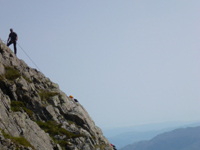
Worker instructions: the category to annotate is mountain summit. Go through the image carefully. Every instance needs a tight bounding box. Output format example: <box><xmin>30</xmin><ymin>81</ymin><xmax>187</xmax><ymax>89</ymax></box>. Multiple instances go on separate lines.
<box><xmin>0</xmin><ymin>39</ymin><xmax>112</xmax><ymax>150</ymax></box>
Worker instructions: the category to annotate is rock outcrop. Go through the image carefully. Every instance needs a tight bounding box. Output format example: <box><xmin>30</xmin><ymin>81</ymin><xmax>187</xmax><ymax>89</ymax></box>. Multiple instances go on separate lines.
<box><xmin>0</xmin><ymin>39</ymin><xmax>112</xmax><ymax>150</ymax></box>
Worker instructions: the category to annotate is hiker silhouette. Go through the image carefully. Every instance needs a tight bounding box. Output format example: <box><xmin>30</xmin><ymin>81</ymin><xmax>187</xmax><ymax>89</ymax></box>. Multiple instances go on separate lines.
<box><xmin>7</xmin><ymin>28</ymin><xmax>18</xmax><ymax>55</ymax></box>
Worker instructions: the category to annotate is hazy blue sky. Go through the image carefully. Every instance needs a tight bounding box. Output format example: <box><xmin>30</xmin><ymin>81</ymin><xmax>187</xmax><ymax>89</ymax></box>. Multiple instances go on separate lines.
<box><xmin>1</xmin><ymin>1</ymin><xmax>200</xmax><ymax>130</ymax></box>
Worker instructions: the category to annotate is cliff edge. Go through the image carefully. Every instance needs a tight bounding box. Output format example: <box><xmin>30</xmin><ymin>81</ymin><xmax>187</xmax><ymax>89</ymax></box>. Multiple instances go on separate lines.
<box><xmin>0</xmin><ymin>39</ymin><xmax>112</xmax><ymax>150</ymax></box>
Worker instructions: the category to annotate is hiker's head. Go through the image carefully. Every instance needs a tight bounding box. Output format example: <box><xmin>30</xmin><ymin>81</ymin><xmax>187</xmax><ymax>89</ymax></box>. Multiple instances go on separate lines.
<box><xmin>10</xmin><ymin>28</ymin><xmax>13</xmax><ymax>33</ymax></box>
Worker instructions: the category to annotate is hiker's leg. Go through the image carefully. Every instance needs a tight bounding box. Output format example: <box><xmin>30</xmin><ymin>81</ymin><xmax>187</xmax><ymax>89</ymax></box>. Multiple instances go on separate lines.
<box><xmin>13</xmin><ymin>41</ymin><xmax>17</xmax><ymax>54</ymax></box>
<box><xmin>7</xmin><ymin>41</ymin><xmax>12</xmax><ymax>47</ymax></box>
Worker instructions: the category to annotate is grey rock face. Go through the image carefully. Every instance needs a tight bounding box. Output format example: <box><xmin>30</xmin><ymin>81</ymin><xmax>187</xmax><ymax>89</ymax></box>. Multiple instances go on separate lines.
<box><xmin>0</xmin><ymin>39</ymin><xmax>112</xmax><ymax>150</ymax></box>
<box><xmin>0</xmin><ymin>63</ymin><xmax>5</xmax><ymax>75</ymax></box>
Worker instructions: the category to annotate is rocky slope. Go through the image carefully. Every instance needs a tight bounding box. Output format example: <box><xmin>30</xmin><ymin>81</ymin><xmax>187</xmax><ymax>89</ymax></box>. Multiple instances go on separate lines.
<box><xmin>0</xmin><ymin>39</ymin><xmax>112</xmax><ymax>150</ymax></box>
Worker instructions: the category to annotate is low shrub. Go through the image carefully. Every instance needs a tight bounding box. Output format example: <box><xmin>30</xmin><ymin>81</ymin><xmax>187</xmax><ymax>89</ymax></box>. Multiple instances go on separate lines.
<box><xmin>11</xmin><ymin>101</ymin><xmax>34</xmax><ymax>119</ymax></box>
<box><xmin>36</xmin><ymin>120</ymin><xmax>84</xmax><ymax>149</ymax></box>
<box><xmin>0</xmin><ymin>129</ymin><xmax>35</xmax><ymax>149</ymax></box>
<box><xmin>39</xmin><ymin>90</ymin><xmax>59</xmax><ymax>101</ymax></box>
<box><xmin>11</xmin><ymin>101</ymin><xmax>25</xmax><ymax>112</ymax></box>
<box><xmin>36</xmin><ymin>120</ymin><xmax>83</xmax><ymax>139</ymax></box>
<box><xmin>4</xmin><ymin>66</ymin><xmax>20</xmax><ymax>80</ymax></box>
<box><xmin>22</xmin><ymin>75</ymin><xmax>32</xmax><ymax>83</ymax></box>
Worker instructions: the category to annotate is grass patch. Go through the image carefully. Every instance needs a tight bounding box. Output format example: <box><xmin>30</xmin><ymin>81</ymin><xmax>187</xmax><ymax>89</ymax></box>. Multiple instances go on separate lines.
<box><xmin>2</xmin><ymin>66</ymin><xmax>31</xmax><ymax>84</ymax></box>
<box><xmin>22</xmin><ymin>75</ymin><xmax>32</xmax><ymax>83</ymax></box>
<box><xmin>39</xmin><ymin>90</ymin><xmax>59</xmax><ymax>101</ymax></box>
<box><xmin>67</xmin><ymin>120</ymin><xmax>82</xmax><ymax>129</ymax></box>
<box><xmin>94</xmin><ymin>144</ymin><xmax>107</xmax><ymax>149</ymax></box>
<box><xmin>0</xmin><ymin>129</ymin><xmax>35</xmax><ymax>149</ymax></box>
<box><xmin>11</xmin><ymin>101</ymin><xmax>25</xmax><ymax>111</ymax></box>
<box><xmin>11</xmin><ymin>101</ymin><xmax>34</xmax><ymax>119</ymax></box>
<box><xmin>36</xmin><ymin>120</ymin><xmax>84</xmax><ymax>149</ymax></box>
<box><xmin>4</xmin><ymin>66</ymin><xmax>21</xmax><ymax>80</ymax></box>
<box><xmin>0</xmin><ymin>75</ymin><xmax>6</xmax><ymax>80</ymax></box>
<box><xmin>36</xmin><ymin>120</ymin><xmax>83</xmax><ymax>138</ymax></box>
<box><xmin>56</xmin><ymin>140</ymin><xmax>72</xmax><ymax>150</ymax></box>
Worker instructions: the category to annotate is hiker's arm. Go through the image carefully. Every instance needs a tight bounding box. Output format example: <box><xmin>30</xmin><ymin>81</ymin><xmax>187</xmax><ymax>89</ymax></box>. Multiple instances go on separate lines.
<box><xmin>16</xmin><ymin>36</ymin><xmax>18</xmax><ymax>41</ymax></box>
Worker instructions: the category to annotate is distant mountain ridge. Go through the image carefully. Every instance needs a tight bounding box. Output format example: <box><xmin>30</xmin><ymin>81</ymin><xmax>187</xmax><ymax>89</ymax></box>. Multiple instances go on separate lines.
<box><xmin>108</xmin><ymin>128</ymin><xmax>176</xmax><ymax>149</ymax></box>
<box><xmin>104</xmin><ymin>121</ymin><xmax>200</xmax><ymax>137</ymax></box>
<box><xmin>105</xmin><ymin>121</ymin><xmax>200</xmax><ymax>149</ymax></box>
<box><xmin>120</xmin><ymin>126</ymin><xmax>200</xmax><ymax>150</ymax></box>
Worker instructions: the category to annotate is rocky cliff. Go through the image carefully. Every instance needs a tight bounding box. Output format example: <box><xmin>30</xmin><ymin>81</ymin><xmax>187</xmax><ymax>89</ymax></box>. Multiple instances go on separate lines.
<box><xmin>0</xmin><ymin>39</ymin><xmax>112</xmax><ymax>150</ymax></box>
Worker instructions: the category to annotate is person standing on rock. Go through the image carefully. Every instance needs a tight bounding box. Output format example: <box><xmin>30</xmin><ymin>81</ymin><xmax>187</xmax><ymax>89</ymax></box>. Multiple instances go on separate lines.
<box><xmin>7</xmin><ymin>28</ymin><xmax>18</xmax><ymax>55</ymax></box>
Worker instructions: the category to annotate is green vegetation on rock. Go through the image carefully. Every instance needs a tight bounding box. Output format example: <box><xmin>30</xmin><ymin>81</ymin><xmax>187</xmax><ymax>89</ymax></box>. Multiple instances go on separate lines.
<box><xmin>0</xmin><ymin>129</ymin><xmax>35</xmax><ymax>149</ymax></box>
<box><xmin>36</xmin><ymin>120</ymin><xmax>84</xmax><ymax>149</ymax></box>
<box><xmin>0</xmin><ymin>75</ymin><xmax>6</xmax><ymax>80</ymax></box>
<box><xmin>22</xmin><ymin>75</ymin><xmax>32</xmax><ymax>83</ymax></box>
<box><xmin>94</xmin><ymin>144</ymin><xmax>107</xmax><ymax>149</ymax></box>
<box><xmin>11</xmin><ymin>100</ymin><xmax>34</xmax><ymax>119</ymax></box>
<box><xmin>4</xmin><ymin>66</ymin><xmax>20</xmax><ymax>80</ymax></box>
<box><xmin>39</xmin><ymin>90</ymin><xmax>59</xmax><ymax>101</ymax></box>
<box><xmin>2</xmin><ymin>66</ymin><xmax>32</xmax><ymax>83</ymax></box>
<box><xmin>36</xmin><ymin>120</ymin><xmax>83</xmax><ymax>139</ymax></box>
